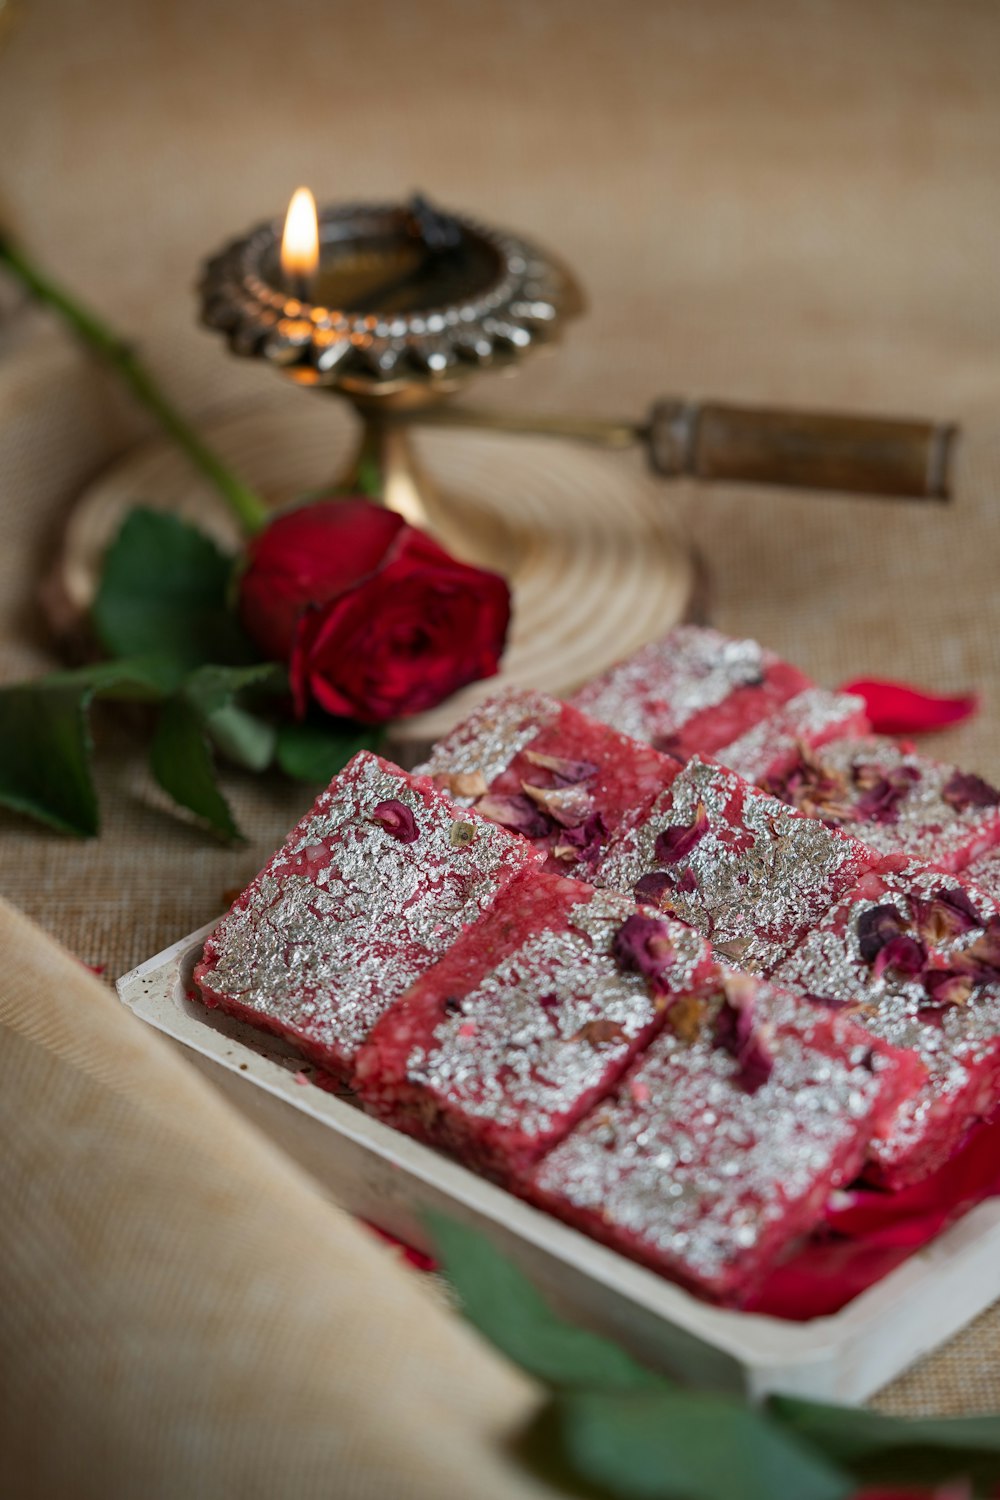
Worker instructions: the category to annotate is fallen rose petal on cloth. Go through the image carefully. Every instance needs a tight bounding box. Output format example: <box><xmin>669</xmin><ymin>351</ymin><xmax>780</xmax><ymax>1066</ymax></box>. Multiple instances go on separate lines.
<box><xmin>839</xmin><ymin>679</ymin><xmax>979</xmax><ymax>736</ymax></box>
<box><xmin>746</xmin><ymin>1104</ymin><xmax>1000</xmax><ymax>1320</ymax></box>
<box><xmin>366</xmin><ymin>1223</ymin><xmax>439</xmax><ymax>1273</ymax></box>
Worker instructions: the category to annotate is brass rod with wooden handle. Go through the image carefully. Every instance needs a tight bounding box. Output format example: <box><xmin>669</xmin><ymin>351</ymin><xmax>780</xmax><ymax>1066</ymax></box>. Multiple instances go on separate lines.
<box><xmin>405</xmin><ymin>400</ymin><xmax>957</xmax><ymax>501</ymax></box>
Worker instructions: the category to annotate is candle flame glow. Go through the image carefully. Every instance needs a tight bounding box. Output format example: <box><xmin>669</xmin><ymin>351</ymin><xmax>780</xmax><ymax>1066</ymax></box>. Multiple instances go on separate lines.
<box><xmin>281</xmin><ymin>186</ymin><xmax>319</xmax><ymax>286</ymax></box>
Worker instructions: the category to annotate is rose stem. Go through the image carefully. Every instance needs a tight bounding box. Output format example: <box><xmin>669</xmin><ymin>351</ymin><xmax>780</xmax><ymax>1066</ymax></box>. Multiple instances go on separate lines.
<box><xmin>0</xmin><ymin>234</ymin><xmax>270</xmax><ymax>535</ymax></box>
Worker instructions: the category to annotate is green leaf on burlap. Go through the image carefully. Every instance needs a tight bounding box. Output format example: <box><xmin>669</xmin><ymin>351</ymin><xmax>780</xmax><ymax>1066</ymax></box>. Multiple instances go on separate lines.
<box><xmin>425</xmin><ymin>1212</ymin><xmax>661</xmax><ymax>1394</ymax></box>
<box><xmin>149</xmin><ymin>696</ymin><xmax>240</xmax><ymax>840</ymax></box>
<box><xmin>553</xmin><ymin>1389</ymin><xmax>852</xmax><ymax>1500</ymax></box>
<box><xmin>769</xmin><ymin>1396</ymin><xmax>1000</xmax><ymax>1492</ymax></box>
<box><xmin>148</xmin><ymin>662</ymin><xmax>287</xmax><ymax>835</ymax></box>
<box><xmin>182</xmin><ymin>662</ymin><xmax>286</xmax><ymax>772</ymax></box>
<box><xmin>276</xmin><ymin>717</ymin><xmax>382</xmax><ymax>784</ymax></box>
<box><xmin>92</xmin><ymin>507</ymin><xmax>251</xmax><ymax>671</ymax></box>
<box><xmin>0</xmin><ymin>657</ymin><xmax>176</xmax><ymax>836</ymax></box>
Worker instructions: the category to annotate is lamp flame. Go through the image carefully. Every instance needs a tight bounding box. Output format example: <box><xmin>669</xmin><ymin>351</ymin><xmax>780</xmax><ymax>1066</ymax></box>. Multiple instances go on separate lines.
<box><xmin>281</xmin><ymin>186</ymin><xmax>319</xmax><ymax>292</ymax></box>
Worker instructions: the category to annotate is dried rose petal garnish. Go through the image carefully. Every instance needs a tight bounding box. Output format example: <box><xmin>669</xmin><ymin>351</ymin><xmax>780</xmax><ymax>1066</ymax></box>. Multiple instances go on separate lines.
<box><xmin>713</xmin><ymin>973</ymin><xmax>775</xmax><ymax>1094</ymax></box>
<box><xmin>856</xmin><ymin>904</ymin><xmax>908</xmax><ymax>963</ymax></box>
<box><xmin>574</xmin><ymin>1018</ymin><xmax>629</xmax><ymax>1047</ymax></box>
<box><xmin>522</xmin><ymin>781</ymin><xmax>596</xmax><ymax>829</ymax></box>
<box><xmin>911</xmin><ymin>887</ymin><xmax>983</xmax><ymax>944</ymax></box>
<box><xmin>633</xmin><ymin>870</ymin><xmax>676</xmax><ymax>907</ymax></box>
<box><xmin>852</xmin><ymin>764</ymin><xmax>921</xmax><ymax>825</ymax></box>
<box><xmin>653</xmin><ymin>800</ymin><xmax>709</xmax><ymax>863</ymax></box>
<box><xmin>872</xmin><ymin>934</ymin><xmax>927</xmax><ymax>981</ymax></box>
<box><xmin>763</xmin><ymin>744</ymin><xmax>855</xmax><ymax>823</ymax></box>
<box><xmin>521</xmin><ymin>749</ymin><xmax>598</xmax><ymax>785</ymax></box>
<box><xmin>804</xmin><ymin>991</ymin><xmax>868</xmax><ymax>1015</ymax></box>
<box><xmin>854</xmin><ymin>886</ymin><xmax>997</xmax><ymax>1007</ymax></box>
<box><xmin>433</xmin><ymin>769</ymin><xmax>489</xmax><ymax>799</ymax></box>
<box><xmin>668</xmin><ymin>994</ymin><xmax>708</xmax><ymax>1043</ymax></box>
<box><xmin>941</xmin><ymin>770</ymin><xmax>1000</xmax><ymax>813</ymax></box>
<box><xmin>611</xmin><ymin>913</ymin><xmax>677</xmax><ymax>992</ymax></box>
<box><xmin>370</xmin><ymin>799</ymin><xmax>419</xmax><ymax>843</ymax></box>
<box><xmin>475</xmin><ymin>792</ymin><xmax>551</xmax><ymax>839</ymax></box>
<box><xmin>953</xmin><ymin>917</ymin><xmax>1000</xmax><ymax>984</ymax></box>
<box><xmin>552</xmin><ymin>810</ymin><xmax>608</xmax><ymax>867</ymax></box>
<box><xmin>922</xmin><ymin>969</ymin><xmax>975</xmax><ymax>1007</ymax></box>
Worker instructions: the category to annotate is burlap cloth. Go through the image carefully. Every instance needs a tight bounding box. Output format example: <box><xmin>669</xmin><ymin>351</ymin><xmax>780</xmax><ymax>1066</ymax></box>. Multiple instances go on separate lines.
<box><xmin>1</xmin><ymin>1</ymin><xmax>999</xmax><ymax>1489</ymax></box>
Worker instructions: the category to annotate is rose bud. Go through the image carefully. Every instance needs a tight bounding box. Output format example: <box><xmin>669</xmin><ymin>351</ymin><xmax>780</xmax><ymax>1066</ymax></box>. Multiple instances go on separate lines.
<box><xmin>238</xmin><ymin>499</ymin><xmax>511</xmax><ymax>724</ymax></box>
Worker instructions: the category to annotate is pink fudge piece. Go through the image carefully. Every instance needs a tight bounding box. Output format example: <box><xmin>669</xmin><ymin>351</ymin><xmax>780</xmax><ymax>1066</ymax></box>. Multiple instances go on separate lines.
<box><xmin>193</xmin><ymin>751</ymin><xmax>544</xmax><ymax>1081</ymax></box>
<box><xmin>355</xmin><ymin>873</ymin><xmax>715</xmax><ymax>1178</ymax></box>
<box><xmin>596</xmin><ymin>755</ymin><xmax>880</xmax><ymax>975</ymax></box>
<box><xmin>771</xmin><ymin>859</ymin><xmax>1000</xmax><ymax>1189</ymax></box>
<box><xmin>570</xmin><ymin>624</ymin><xmax>811</xmax><ymax>759</ymax></box>
<box><xmin>523</xmin><ymin>971</ymin><xmax>920</xmax><ymax>1305</ymax></box>
<box><xmin>762</xmin><ymin>738</ymin><xmax>1000</xmax><ymax>873</ymax></box>
<box><xmin>418</xmin><ymin>688</ymin><xmax>679</xmax><ymax>879</ymax></box>
<box><xmin>714</xmin><ymin>688</ymin><xmax>870</xmax><ymax>784</ymax></box>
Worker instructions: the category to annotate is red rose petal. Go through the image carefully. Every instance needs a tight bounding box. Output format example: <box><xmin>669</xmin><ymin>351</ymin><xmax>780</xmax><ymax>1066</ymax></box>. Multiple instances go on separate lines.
<box><xmin>364</xmin><ymin>1222</ymin><xmax>438</xmax><ymax>1272</ymax></box>
<box><xmin>747</xmin><ymin>1102</ymin><xmax>1000</xmax><ymax>1320</ymax></box>
<box><xmin>839</xmin><ymin>678</ymin><xmax>978</xmax><ymax>736</ymax></box>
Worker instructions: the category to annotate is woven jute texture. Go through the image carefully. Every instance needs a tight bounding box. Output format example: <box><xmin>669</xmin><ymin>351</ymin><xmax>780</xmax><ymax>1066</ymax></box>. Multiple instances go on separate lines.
<box><xmin>1</xmin><ymin>0</ymin><xmax>999</xmax><ymax>1481</ymax></box>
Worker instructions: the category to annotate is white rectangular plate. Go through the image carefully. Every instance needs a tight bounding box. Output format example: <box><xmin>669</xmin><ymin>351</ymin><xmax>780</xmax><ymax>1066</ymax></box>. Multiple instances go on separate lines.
<box><xmin>118</xmin><ymin>925</ymin><xmax>1000</xmax><ymax>1404</ymax></box>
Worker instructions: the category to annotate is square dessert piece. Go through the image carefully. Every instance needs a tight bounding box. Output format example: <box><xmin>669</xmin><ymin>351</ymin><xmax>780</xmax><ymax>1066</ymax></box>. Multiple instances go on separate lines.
<box><xmin>194</xmin><ymin>751</ymin><xmax>544</xmax><ymax>1080</ymax></box>
<box><xmin>523</xmin><ymin>971</ymin><xmax>920</xmax><ymax>1305</ymax></box>
<box><xmin>771</xmin><ymin>860</ymin><xmax>1000</xmax><ymax>1189</ymax></box>
<box><xmin>569</xmin><ymin>624</ymin><xmax>812</xmax><ymax>759</ymax></box>
<box><xmin>762</xmin><ymin>738</ymin><xmax>1000</xmax><ymax>873</ymax></box>
<box><xmin>713</xmin><ymin>688</ymin><xmax>870</xmax><ymax>784</ymax></box>
<box><xmin>355</xmin><ymin>875</ymin><xmax>715</xmax><ymax>1177</ymax></box>
<box><xmin>596</xmin><ymin>755</ymin><xmax>879</xmax><ymax>975</ymax></box>
<box><xmin>418</xmin><ymin>688</ymin><xmax>680</xmax><ymax>879</ymax></box>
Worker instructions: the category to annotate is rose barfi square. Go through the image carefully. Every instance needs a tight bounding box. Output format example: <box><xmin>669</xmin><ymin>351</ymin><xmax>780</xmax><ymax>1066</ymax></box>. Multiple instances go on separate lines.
<box><xmin>418</xmin><ymin>688</ymin><xmax>680</xmax><ymax>879</ymax></box>
<box><xmin>713</xmin><ymin>688</ymin><xmax>870</xmax><ymax>784</ymax></box>
<box><xmin>596</xmin><ymin>755</ymin><xmax>880</xmax><ymax>974</ymax></box>
<box><xmin>522</xmin><ymin>971</ymin><xmax>920</xmax><ymax>1304</ymax></box>
<box><xmin>771</xmin><ymin>860</ymin><xmax>1000</xmax><ymax>1188</ymax></box>
<box><xmin>569</xmin><ymin>624</ymin><xmax>813</xmax><ymax>758</ymax></box>
<box><xmin>762</xmin><ymin>739</ymin><xmax>1000</xmax><ymax>873</ymax></box>
<box><xmin>193</xmin><ymin>751</ymin><xmax>544</xmax><ymax>1080</ymax></box>
<box><xmin>354</xmin><ymin>877</ymin><xmax>715</xmax><ymax>1177</ymax></box>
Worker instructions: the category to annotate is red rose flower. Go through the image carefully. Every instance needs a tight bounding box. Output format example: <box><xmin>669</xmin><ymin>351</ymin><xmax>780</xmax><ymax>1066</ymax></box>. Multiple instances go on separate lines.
<box><xmin>238</xmin><ymin>498</ymin><xmax>511</xmax><ymax>724</ymax></box>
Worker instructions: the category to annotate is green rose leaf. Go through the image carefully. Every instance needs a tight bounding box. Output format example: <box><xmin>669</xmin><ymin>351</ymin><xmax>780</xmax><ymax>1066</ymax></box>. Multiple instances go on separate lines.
<box><xmin>203</xmin><ymin>703</ymin><xmax>278</xmax><ymax>773</ymax></box>
<box><xmin>426</xmin><ymin>1212</ymin><xmax>662</xmax><ymax>1394</ymax></box>
<box><xmin>276</xmin><ymin>717</ymin><xmax>383</xmax><ymax>784</ymax></box>
<box><xmin>0</xmin><ymin>657</ymin><xmax>175</xmax><ymax>836</ymax></box>
<box><xmin>554</xmin><ymin>1389</ymin><xmax>852</xmax><ymax>1500</ymax></box>
<box><xmin>148</xmin><ymin>662</ymin><xmax>288</xmax><ymax>834</ymax></box>
<box><xmin>149</xmin><ymin>696</ymin><xmax>240</xmax><ymax>840</ymax></box>
<box><xmin>92</xmin><ymin>507</ymin><xmax>252</xmax><ymax>671</ymax></box>
<box><xmin>770</xmin><ymin>1396</ymin><xmax>1000</xmax><ymax>1491</ymax></box>
<box><xmin>0</xmin><ymin>682</ymin><xmax>100</xmax><ymax>837</ymax></box>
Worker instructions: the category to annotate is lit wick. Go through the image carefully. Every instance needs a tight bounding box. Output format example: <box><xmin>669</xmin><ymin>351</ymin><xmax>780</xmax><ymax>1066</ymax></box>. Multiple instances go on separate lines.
<box><xmin>280</xmin><ymin>186</ymin><xmax>319</xmax><ymax>303</ymax></box>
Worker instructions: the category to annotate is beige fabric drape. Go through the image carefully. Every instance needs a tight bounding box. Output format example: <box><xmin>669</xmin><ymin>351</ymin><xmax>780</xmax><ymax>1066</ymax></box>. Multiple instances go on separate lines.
<box><xmin>0</xmin><ymin>894</ymin><xmax>554</xmax><ymax>1500</ymax></box>
<box><xmin>0</xmin><ymin>3</ymin><xmax>999</xmax><ymax>1487</ymax></box>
